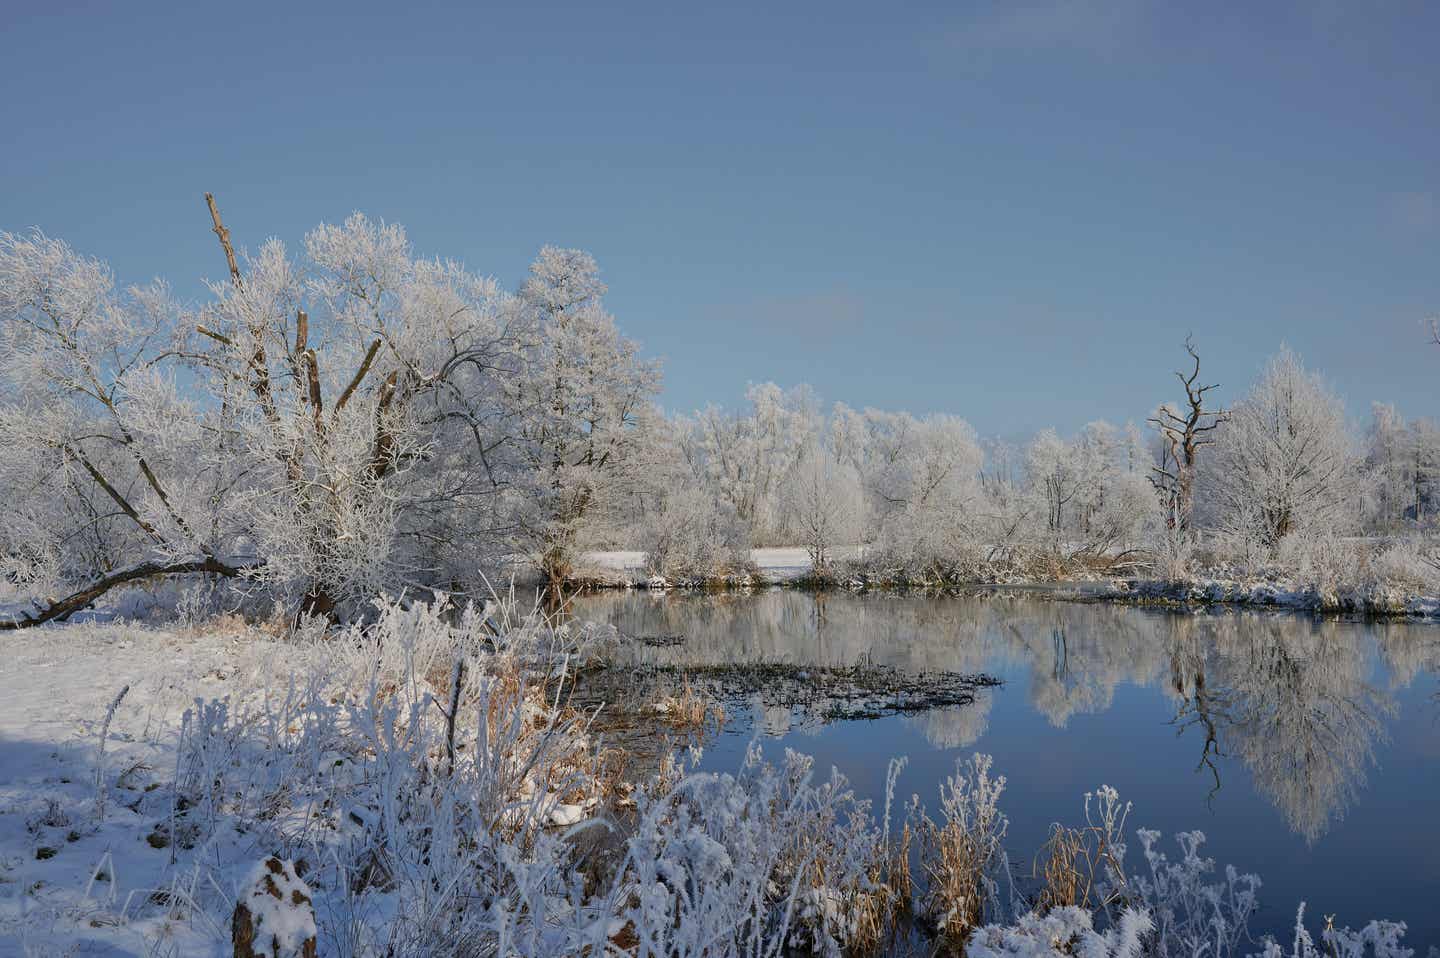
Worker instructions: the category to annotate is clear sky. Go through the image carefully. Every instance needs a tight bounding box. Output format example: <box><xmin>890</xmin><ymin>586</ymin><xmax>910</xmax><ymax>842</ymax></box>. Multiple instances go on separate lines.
<box><xmin>2</xmin><ymin>1</ymin><xmax>1436</xmax><ymax>436</ymax></box>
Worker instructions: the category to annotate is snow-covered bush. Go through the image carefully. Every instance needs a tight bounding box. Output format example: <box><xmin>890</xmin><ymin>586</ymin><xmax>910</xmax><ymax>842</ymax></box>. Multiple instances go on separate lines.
<box><xmin>1125</xmin><ymin>829</ymin><xmax>1260</xmax><ymax>958</ymax></box>
<box><xmin>150</xmin><ymin>596</ymin><xmax>623</xmax><ymax>955</ymax></box>
<box><xmin>615</xmin><ymin>746</ymin><xmax>903</xmax><ymax>958</ymax></box>
<box><xmin>641</xmin><ymin>486</ymin><xmax>750</xmax><ymax>579</ymax></box>
<box><xmin>1371</xmin><ymin>537</ymin><xmax>1440</xmax><ymax>592</ymax></box>
<box><xmin>1275</xmin><ymin>532</ymin><xmax>1369</xmax><ymax>594</ymax></box>
<box><xmin>967</xmin><ymin>906</ymin><xmax>1153</xmax><ymax>958</ymax></box>
<box><xmin>1253</xmin><ymin>904</ymin><xmax>1414</xmax><ymax>958</ymax></box>
<box><xmin>1149</xmin><ymin>512</ymin><xmax>1197</xmax><ymax>582</ymax></box>
<box><xmin>912</xmin><ymin>752</ymin><xmax>1011</xmax><ymax>943</ymax></box>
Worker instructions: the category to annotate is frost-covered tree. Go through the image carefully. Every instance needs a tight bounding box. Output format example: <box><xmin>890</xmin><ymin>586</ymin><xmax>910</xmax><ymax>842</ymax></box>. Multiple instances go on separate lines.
<box><xmin>1367</xmin><ymin>402</ymin><xmax>1411</xmax><ymax>529</ymax></box>
<box><xmin>498</xmin><ymin>246</ymin><xmax>660</xmax><ymax>590</ymax></box>
<box><xmin>0</xmin><ymin>226</ymin><xmax>252</xmax><ymax>622</ymax></box>
<box><xmin>682</xmin><ymin>382</ymin><xmax>819</xmax><ymax>543</ymax></box>
<box><xmin>1026</xmin><ymin>429</ymin><xmax>1082</xmax><ymax>554</ymax></box>
<box><xmin>1070</xmin><ymin>421</ymin><xmax>1156</xmax><ymax>559</ymax></box>
<box><xmin>0</xmin><ymin>200</ymin><xmax>656</xmax><ymax>625</ymax></box>
<box><xmin>1019</xmin><ymin>424</ymin><xmax>1154</xmax><ymax>563</ymax></box>
<box><xmin>781</xmin><ymin>442</ymin><xmax>863</xmax><ymax>575</ymax></box>
<box><xmin>627</xmin><ymin>412</ymin><xmax>751</xmax><ymax>578</ymax></box>
<box><xmin>641</xmin><ymin>485</ymin><xmax>750</xmax><ymax>578</ymax></box>
<box><xmin>1409</xmin><ymin>418</ymin><xmax>1440</xmax><ymax>523</ymax></box>
<box><xmin>205</xmin><ymin>206</ymin><xmax>527</xmax><ymax>617</ymax></box>
<box><xmin>1206</xmin><ymin>348</ymin><xmax>1368</xmax><ymax>553</ymax></box>
<box><xmin>831</xmin><ymin>404</ymin><xmax>984</xmax><ymax>571</ymax></box>
<box><xmin>1365</xmin><ymin>402</ymin><xmax>1440</xmax><ymax>528</ymax></box>
<box><xmin>978</xmin><ymin>437</ymin><xmax>1033</xmax><ymax>563</ymax></box>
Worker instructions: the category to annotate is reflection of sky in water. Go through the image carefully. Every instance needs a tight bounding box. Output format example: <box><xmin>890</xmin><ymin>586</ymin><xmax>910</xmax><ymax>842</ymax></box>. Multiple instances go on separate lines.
<box><xmin>574</xmin><ymin>590</ymin><xmax>1440</xmax><ymax>944</ymax></box>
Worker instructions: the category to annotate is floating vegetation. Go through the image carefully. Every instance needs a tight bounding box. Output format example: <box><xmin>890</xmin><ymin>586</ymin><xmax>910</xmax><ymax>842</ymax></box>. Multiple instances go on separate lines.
<box><xmin>579</xmin><ymin>660</ymin><xmax>1001</xmax><ymax>724</ymax></box>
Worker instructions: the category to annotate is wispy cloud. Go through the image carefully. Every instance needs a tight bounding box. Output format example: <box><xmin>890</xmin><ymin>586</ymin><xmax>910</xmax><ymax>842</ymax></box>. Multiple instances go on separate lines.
<box><xmin>943</xmin><ymin>0</ymin><xmax>1151</xmax><ymax>63</ymax></box>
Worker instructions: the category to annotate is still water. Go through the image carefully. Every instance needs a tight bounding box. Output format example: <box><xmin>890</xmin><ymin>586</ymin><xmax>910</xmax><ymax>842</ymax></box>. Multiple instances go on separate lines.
<box><xmin>571</xmin><ymin>589</ymin><xmax>1440</xmax><ymax>945</ymax></box>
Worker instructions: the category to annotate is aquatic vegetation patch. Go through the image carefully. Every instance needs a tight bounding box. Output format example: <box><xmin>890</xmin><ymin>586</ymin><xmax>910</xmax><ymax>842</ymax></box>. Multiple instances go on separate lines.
<box><xmin>584</xmin><ymin>660</ymin><xmax>1002</xmax><ymax>723</ymax></box>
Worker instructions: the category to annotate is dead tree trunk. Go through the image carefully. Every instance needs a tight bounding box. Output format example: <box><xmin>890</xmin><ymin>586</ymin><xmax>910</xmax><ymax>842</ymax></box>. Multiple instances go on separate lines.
<box><xmin>1149</xmin><ymin>336</ymin><xmax>1226</xmax><ymax>533</ymax></box>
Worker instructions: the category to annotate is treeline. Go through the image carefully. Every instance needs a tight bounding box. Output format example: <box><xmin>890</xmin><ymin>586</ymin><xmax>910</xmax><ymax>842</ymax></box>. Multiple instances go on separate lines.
<box><xmin>1</xmin><ymin>203</ymin><xmax>1436</xmax><ymax>626</ymax></box>
<box><xmin>616</xmin><ymin>347</ymin><xmax>1440</xmax><ymax>586</ymax></box>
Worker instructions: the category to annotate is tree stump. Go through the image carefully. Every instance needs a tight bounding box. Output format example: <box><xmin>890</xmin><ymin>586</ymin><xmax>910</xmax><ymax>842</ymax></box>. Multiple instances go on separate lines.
<box><xmin>233</xmin><ymin>856</ymin><xmax>317</xmax><ymax>958</ymax></box>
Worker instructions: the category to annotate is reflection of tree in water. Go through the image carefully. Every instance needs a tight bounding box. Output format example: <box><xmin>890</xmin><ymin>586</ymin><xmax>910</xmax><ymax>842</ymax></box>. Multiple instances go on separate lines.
<box><xmin>579</xmin><ymin>589</ymin><xmax>1000</xmax><ymax>672</ymax></box>
<box><xmin>994</xmin><ymin>605</ymin><xmax>1167</xmax><ymax>728</ymax></box>
<box><xmin>1165</xmin><ymin>617</ymin><xmax>1233</xmax><ymax>803</ymax></box>
<box><xmin>1165</xmin><ymin>615</ymin><xmax>1396</xmax><ymax>842</ymax></box>
<box><xmin>753</xmin><ymin>694</ymin><xmax>797</xmax><ymax>737</ymax></box>
<box><xmin>1216</xmin><ymin>618</ymin><xmax>1393</xmax><ymax>842</ymax></box>
<box><xmin>575</xmin><ymin>590</ymin><xmax>1423</xmax><ymax>841</ymax></box>
<box><xmin>1373</xmin><ymin>621</ymin><xmax>1440</xmax><ymax>690</ymax></box>
<box><xmin>903</xmin><ymin>690</ymin><xmax>994</xmax><ymax>749</ymax></box>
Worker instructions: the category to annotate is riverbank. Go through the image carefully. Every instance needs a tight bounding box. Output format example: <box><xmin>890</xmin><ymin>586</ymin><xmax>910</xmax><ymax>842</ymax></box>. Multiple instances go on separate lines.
<box><xmin>2</xmin><ymin>603</ymin><xmax>1423</xmax><ymax>955</ymax></box>
<box><xmin>570</xmin><ymin>550</ymin><xmax>1440</xmax><ymax>620</ymax></box>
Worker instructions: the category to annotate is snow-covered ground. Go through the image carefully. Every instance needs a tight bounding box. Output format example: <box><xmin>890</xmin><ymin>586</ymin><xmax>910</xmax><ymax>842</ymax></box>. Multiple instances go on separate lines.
<box><xmin>0</xmin><ymin>606</ymin><xmax>620</xmax><ymax>956</ymax></box>
<box><xmin>0</xmin><ymin>621</ymin><xmax>270</xmax><ymax>954</ymax></box>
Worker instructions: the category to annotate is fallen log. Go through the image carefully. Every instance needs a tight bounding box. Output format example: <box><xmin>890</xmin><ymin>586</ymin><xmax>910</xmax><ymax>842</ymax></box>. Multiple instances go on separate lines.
<box><xmin>0</xmin><ymin>556</ymin><xmax>257</xmax><ymax>630</ymax></box>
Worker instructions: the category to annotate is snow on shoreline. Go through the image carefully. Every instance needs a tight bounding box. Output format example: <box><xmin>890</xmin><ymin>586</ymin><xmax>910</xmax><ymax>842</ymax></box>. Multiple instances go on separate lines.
<box><xmin>1110</xmin><ymin>577</ymin><xmax>1440</xmax><ymax>618</ymax></box>
<box><xmin>577</xmin><ymin>549</ymin><xmax>1440</xmax><ymax>619</ymax></box>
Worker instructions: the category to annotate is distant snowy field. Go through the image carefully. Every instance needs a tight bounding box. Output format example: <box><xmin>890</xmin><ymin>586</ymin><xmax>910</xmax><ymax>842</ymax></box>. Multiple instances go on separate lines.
<box><xmin>582</xmin><ymin>546</ymin><xmax>865</xmax><ymax>582</ymax></box>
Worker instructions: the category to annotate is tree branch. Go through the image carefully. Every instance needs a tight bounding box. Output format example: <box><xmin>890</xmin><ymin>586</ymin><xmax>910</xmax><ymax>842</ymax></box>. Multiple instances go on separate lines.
<box><xmin>69</xmin><ymin>449</ymin><xmax>166</xmax><ymax>545</ymax></box>
<box><xmin>203</xmin><ymin>192</ymin><xmax>242</xmax><ymax>286</ymax></box>
<box><xmin>303</xmin><ymin>348</ymin><xmax>324</xmax><ymax>433</ymax></box>
<box><xmin>334</xmin><ymin>339</ymin><xmax>382</xmax><ymax>414</ymax></box>
<box><xmin>0</xmin><ymin>557</ymin><xmax>258</xmax><ymax>631</ymax></box>
<box><xmin>195</xmin><ymin>325</ymin><xmax>234</xmax><ymax>347</ymax></box>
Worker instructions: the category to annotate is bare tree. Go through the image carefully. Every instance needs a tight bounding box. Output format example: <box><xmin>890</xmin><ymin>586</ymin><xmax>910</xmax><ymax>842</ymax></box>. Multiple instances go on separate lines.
<box><xmin>1148</xmin><ymin>336</ymin><xmax>1226</xmax><ymax>532</ymax></box>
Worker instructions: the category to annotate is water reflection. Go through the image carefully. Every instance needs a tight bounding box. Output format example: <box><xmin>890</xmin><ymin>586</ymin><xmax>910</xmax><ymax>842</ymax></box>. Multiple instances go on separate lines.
<box><xmin>903</xmin><ymin>697</ymin><xmax>993</xmax><ymax>749</ymax></box>
<box><xmin>577</xmin><ymin>589</ymin><xmax>1440</xmax><ymax>842</ymax></box>
<box><xmin>1162</xmin><ymin>616</ymin><xmax>1397</xmax><ymax>840</ymax></box>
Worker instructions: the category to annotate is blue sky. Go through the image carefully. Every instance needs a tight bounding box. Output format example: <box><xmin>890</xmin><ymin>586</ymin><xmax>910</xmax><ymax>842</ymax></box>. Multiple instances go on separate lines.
<box><xmin>2</xmin><ymin>1</ymin><xmax>1436</xmax><ymax>436</ymax></box>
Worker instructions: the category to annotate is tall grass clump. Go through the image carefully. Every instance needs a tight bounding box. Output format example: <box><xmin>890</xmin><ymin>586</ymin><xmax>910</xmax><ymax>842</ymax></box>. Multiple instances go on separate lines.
<box><xmin>913</xmin><ymin>752</ymin><xmax>1010</xmax><ymax>943</ymax></box>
